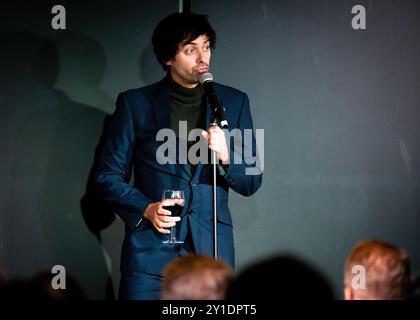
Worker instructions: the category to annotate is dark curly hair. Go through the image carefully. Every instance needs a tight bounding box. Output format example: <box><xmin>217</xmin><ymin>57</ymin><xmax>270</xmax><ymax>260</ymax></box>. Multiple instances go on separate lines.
<box><xmin>152</xmin><ymin>12</ymin><xmax>216</xmax><ymax>71</ymax></box>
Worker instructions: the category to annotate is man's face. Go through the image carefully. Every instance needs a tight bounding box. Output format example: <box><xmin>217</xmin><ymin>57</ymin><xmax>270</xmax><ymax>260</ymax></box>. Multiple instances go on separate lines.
<box><xmin>166</xmin><ymin>34</ymin><xmax>211</xmax><ymax>88</ymax></box>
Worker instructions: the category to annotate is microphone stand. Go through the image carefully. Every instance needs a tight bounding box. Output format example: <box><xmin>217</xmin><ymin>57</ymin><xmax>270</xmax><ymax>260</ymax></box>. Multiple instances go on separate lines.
<box><xmin>208</xmin><ymin>106</ymin><xmax>218</xmax><ymax>260</ymax></box>
<box><xmin>211</xmin><ymin>144</ymin><xmax>218</xmax><ymax>260</ymax></box>
<box><xmin>200</xmin><ymin>73</ymin><xmax>229</xmax><ymax>260</ymax></box>
<box><xmin>209</xmin><ymin>106</ymin><xmax>228</xmax><ymax>260</ymax></box>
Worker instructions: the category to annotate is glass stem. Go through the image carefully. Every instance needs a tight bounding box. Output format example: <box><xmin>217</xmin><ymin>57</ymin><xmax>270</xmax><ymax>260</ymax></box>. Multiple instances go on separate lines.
<box><xmin>170</xmin><ymin>226</ymin><xmax>176</xmax><ymax>242</ymax></box>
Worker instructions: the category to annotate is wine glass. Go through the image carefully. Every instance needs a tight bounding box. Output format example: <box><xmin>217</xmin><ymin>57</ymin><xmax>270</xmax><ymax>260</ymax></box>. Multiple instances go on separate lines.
<box><xmin>161</xmin><ymin>190</ymin><xmax>185</xmax><ymax>245</ymax></box>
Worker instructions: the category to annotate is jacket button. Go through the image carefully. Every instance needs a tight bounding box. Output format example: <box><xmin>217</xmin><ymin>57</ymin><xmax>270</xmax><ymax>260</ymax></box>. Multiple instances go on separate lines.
<box><xmin>190</xmin><ymin>181</ymin><xmax>196</xmax><ymax>187</ymax></box>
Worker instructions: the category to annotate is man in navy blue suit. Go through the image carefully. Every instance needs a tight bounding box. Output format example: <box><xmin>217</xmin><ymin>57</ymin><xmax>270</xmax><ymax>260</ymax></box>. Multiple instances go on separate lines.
<box><xmin>94</xmin><ymin>12</ymin><xmax>262</xmax><ymax>299</ymax></box>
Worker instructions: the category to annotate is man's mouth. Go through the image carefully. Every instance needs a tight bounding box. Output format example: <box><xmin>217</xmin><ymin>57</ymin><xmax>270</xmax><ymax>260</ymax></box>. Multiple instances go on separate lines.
<box><xmin>195</xmin><ymin>66</ymin><xmax>209</xmax><ymax>74</ymax></box>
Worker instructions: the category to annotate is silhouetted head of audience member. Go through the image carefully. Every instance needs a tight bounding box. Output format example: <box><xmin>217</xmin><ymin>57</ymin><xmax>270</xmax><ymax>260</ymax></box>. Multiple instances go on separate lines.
<box><xmin>29</xmin><ymin>271</ymin><xmax>86</xmax><ymax>301</ymax></box>
<box><xmin>0</xmin><ymin>269</ymin><xmax>7</xmax><ymax>284</ymax></box>
<box><xmin>226</xmin><ymin>254</ymin><xmax>335</xmax><ymax>300</ymax></box>
<box><xmin>161</xmin><ymin>253</ymin><xmax>233</xmax><ymax>300</ymax></box>
<box><xmin>0</xmin><ymin>271</ymin><xmax>86</xmax><ymax>300</ymax></box>
<box><xmin>409</xmin><ymin>275</ymin><xmax>420</xmax><ymax>300</ymax></box>
<box><xmin>343</xmin><ymin>240</ymin><xmax>412</xmax><ymax>300</ymax></box>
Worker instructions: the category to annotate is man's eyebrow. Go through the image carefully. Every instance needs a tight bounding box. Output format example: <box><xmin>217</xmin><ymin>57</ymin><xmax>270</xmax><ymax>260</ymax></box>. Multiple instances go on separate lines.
<box><xmin>184</xmin><ymin>38</ymin><xmax>210</xmax><ymax>46</ymax></box>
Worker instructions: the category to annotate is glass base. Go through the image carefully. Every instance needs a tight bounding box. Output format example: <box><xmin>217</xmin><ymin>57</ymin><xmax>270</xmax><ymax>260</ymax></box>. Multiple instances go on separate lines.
<box><xmin>162</xmin><ymin>239</ymin><xmax>184</xmax><ymax>245</ymax></box>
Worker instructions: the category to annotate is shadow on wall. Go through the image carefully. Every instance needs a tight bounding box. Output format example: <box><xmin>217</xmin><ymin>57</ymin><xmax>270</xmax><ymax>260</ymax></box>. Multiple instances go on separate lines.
<box><xmin>138</xmin><ymin>43</ymin><xmax>165</xmax><ymax>85</ymax></box>
<box><xmin>0</xmin><ymin>31</ymin><xmax>114</xmax><ymax>299</ymax></box>
<box><xmin>53</xmin><ymin>33</ymin><xmax>115</xmax><ymax>114</ymax></box>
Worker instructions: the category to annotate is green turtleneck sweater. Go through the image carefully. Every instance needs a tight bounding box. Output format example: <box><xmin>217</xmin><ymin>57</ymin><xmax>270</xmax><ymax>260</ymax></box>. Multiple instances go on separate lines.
<box><xmin>168</xmin><ymin>76</ymin><xmax>206</xmax><ymax>174</ymax></box>
<box><xmin>168</xmin><ymin>75</ymin><xmax>205</xmax><ymax>137</ymax></box>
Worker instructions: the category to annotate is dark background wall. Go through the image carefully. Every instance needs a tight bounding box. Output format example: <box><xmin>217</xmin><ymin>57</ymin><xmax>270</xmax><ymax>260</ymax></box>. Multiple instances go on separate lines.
<box><xmin>1</xmin><ymin>0</ymin><xmax>419</xmax><ymax>299</ymax></box>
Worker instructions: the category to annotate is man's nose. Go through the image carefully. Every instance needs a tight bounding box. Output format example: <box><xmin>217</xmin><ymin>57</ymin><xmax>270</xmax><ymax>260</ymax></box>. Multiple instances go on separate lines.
<box><xmin>196</xmin><ymin>49</ymin><xmax>204</xmax><ymax>63</ymax></box>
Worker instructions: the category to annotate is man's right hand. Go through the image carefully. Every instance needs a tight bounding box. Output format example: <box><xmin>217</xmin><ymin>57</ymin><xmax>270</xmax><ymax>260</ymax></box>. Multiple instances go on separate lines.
<box><xmin>143</xmin><ymin>201</ymin><xmax>181</xmax><ymax>234</ymax></box>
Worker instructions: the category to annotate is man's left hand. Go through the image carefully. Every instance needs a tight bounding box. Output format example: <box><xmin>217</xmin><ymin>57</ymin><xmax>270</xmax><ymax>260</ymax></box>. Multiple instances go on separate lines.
<box><xmin>201</xmin><ymin>123</ymin><xmax>229</xmax><ymax>164</ymax></box>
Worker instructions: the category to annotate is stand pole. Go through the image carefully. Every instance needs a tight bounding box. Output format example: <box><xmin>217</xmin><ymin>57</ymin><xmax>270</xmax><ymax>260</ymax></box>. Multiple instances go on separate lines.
<box><xmin>212</xmin><ymin>148</ymin><xmax>218</xmax><ymax>259</ymax></box>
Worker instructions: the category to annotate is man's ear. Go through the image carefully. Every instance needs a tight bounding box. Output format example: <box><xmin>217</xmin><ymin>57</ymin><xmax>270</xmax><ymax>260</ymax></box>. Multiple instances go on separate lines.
<box><xmin>344</xmin><ymin>286</ymin><xmax>353</xmax><ymax>300</ymax></box>
<box><xmin>165</xmin><ymin>59</ymin><xmax>173</xmax><ymax>67</ymax></box>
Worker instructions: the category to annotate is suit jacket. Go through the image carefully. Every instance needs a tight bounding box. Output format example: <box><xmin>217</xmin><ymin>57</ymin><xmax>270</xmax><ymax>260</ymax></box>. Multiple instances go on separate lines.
<box><xmin>94</xmin><ymin>77</ymin><xmax>262</xmax><ymax>275</ymax></box>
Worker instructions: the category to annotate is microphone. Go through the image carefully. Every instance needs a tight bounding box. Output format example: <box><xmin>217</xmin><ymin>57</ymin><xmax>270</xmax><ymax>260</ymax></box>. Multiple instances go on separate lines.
<box><xmin>199</xmin><ymin>72</ymin><xmax>229</xmax><ymax>129</ymax></box>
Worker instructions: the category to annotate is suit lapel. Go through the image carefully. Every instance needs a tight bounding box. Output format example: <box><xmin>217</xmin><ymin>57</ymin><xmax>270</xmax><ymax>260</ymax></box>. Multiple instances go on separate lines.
<box><xmin>192</xmin><ymin>90</ymin><xmax>228</xmax><ymax>181</ymax></box>
<box><xmin>192</xmin><ymin>97</ymin><xmax>214</xmax><ymax>181</ymax></box>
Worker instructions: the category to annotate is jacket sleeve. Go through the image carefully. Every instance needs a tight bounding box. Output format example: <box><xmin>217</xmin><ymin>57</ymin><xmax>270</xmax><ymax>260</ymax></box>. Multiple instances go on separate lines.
<box><xmin>222</xmin><ymin>93</ymin><xmax>263</xmax><ymax>196</ymax></box>
<box><xmin>94</xmin><ymin>92</ymin><xmax>151</xmax><ymax>231</ymax></box>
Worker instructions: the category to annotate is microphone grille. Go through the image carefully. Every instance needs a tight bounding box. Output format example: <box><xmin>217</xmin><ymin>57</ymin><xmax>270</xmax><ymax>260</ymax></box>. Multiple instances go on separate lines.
<box><xmin>199</xmin><ymin>72</ymin><xmax>213</xmax><ymax>84</ymax></box>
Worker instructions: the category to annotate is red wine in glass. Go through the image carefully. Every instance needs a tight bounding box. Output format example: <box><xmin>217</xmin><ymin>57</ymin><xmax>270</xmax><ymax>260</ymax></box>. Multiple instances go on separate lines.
<box><xmin>161</xmin><ymin>190</ymin><xmax>184</xmax><ymax>244</ymax></box>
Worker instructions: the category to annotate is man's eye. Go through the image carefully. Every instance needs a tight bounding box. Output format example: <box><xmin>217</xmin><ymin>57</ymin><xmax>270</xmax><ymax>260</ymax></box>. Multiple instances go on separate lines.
<box><xmin>185</xmin><ymin>48</ymin><xmax>194</xmax><ymax>54</ymax></box>
<box><xmin>203</xmin><ymin>45</ymin><xmax>210</xmax><ymax>51</ymax></box>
